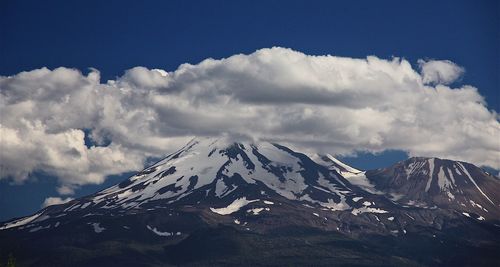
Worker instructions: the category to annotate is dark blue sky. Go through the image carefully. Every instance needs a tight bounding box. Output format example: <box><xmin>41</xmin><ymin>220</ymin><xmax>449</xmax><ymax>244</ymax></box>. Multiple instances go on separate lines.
<box><xmin>0</xmin><ymin>0</ymin><xmax>498</xmax><ymax>221</ymax></box>
<box><xmin>1</xmin><ymin>0</ymin><xmax>498</xmax><ymax>109</ymax></box>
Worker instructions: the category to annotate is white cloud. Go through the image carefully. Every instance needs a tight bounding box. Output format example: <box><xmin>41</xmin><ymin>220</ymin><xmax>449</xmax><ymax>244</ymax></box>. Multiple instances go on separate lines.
<box><xmin>418</xmin><ymin>59</ymin><xmax>465</xmax><ymax>85</ymax></box>
<box><xmin>1</xmin><ymin>47</ymin><xmax>499</xmax><ymax>194</ymax></box>
<box><xmin>41</xmin><ymin>197</ymin><xmax>74</xmax><ymax>208</ymax></box>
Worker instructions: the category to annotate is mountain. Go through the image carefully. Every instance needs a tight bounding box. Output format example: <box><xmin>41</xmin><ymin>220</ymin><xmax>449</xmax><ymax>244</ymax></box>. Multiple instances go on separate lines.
<box><xmin>364</xmin><ymin>157</ymin><xmax>500</xmax><ymax>220</ymax></box>
<box><xmin>1</xmin><ymin>138</ymin><xmax>499</xmax><ymax>266</ymax></box>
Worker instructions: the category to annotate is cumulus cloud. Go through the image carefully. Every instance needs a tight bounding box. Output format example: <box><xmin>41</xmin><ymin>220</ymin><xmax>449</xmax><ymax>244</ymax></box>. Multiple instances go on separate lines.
<box><xmin>1</xmin><ymin>47</ymin><xmax>499</xmax><ymax>194</ymax></box>
<box><xmin>418</xmin><ymin>59</ymin><xmax>465</xmax><ymax>85</ymax></box>
<box><xmin>41</xmin><ymin>197</ymin><xmax>74</xmax><ymax>208</ymax></box>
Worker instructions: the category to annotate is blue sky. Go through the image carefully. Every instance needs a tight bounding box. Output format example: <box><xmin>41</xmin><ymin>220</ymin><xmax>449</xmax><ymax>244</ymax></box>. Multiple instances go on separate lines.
<box><xmin>0</xmin><ymin>0</ymin><xmax>498</xmax><ymax>221</ymax></box>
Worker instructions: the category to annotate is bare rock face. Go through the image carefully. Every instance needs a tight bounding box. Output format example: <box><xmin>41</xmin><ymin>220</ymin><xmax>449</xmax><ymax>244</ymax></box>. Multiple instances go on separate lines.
<box><xmin>1</xmin><ymin>138</ymin><xmax>499</xmax><ymax>266</ymax></box>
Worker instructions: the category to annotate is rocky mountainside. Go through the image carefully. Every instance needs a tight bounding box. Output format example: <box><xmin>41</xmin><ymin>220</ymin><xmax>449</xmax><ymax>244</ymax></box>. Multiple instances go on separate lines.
<box><xmin>364</xmin><ymin>157</ymin><xmax>500</xmax><ymax>220</ymax></box>
<box><xmin>1</xmin><ymin>138</ymin><xmax>499</xmax><ymax>266</ymax></box>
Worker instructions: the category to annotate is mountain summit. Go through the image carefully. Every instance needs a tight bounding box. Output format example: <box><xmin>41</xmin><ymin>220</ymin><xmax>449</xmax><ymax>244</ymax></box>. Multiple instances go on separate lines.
<box><xmin>1</xmin><ymin>138</ymin><xmax>499</xmax><ymax>266</ymax></box>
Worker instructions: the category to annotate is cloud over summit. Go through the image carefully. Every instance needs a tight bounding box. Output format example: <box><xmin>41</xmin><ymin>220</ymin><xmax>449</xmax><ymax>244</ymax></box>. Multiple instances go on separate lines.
<box><xmin>1</xmin><ymin>47</ymin><xmax>498</xmax><ymax>193</ymax></box>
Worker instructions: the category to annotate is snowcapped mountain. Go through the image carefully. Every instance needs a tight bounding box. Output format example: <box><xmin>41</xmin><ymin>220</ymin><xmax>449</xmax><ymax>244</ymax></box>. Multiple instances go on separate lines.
<box><xmin>1</xmin><ymin>138</ymin><xmax>499</xmax><ymax>266</ymax></box>
<box><xmin>86</xmin><ymin>138</ymin><xmax>358</xmax><ymax>212</ymax></box>
<box><xmin>363</xmin><ymin>157</ymin><xmax>500</xmax><ymax>220</ymax></box>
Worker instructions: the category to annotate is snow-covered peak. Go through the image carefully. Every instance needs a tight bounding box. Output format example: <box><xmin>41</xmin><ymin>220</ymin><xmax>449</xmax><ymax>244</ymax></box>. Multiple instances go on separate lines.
<box><xmin>84</xmin><ymin>138</ymin><xmax>355</xmax><ymax>212</ymax></box>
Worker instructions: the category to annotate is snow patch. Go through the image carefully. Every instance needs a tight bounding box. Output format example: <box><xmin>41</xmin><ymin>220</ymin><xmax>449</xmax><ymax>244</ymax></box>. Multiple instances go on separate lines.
<box><xmin>458</xmin><ymin>163</ymin><xmax>494</xmax><ymax>205</ymax></box>
<box><xmin>425</xmin><ymin>158</ymin><xmax>435</xmax><ymax>192</ymax></box>
<box><xmin>214</xmin><ymin>179</ymin><xmax>227</xmax><ymax>197</ymax></box>
<box><xmin>324</xmin><ymin>154</ymin><xmax>362</xmax><ymax>177</ymax></box>
<box><xmin>210</xmin><ymin>197</ymin><xmax>259</xmax><ymax>215</ymax></box>
<box><xmin>405</xmin><ymin>160</ymin><xmax>426</xmax><ymax>176</ymax></box>
<box><xmin>469</xmin><ymin>200</ymin><xmax>488</xmax><ymax>212</ymax></box>
<box><xmin>90</xmin><ymin>222</ymin><xmax>105</xmax><ymax>233</ymax></box>
<box><xmin>80</xmin><ymin>202</ymin><xmax>92</xmax><ymax>209</ymax></box>
<box><xmin>352</xmin><ymin>197</ymin><xmax>363</xmax><ymax>202</ymax></box>
<box><xmin>320</xmin><ymin>197</ymin><xmax>350</xmax><ymax>211</ymax></box>
<box><xmin>29</xmin><ymin>225</ymin><xmax>50</xmax><ymax>232</ymax></box>
<box><xmin>147</xmin><ymin>225</ymin><xmax>178</xmax><ymax>237</ymax></box>
<box><xmin>347</xmin><ymin>172</ymin><xmax>384</xmax><ymax>194</ymax></box>
<box><xmin>351</xmin><ymin>207</ymin><xmax>388</xmax><ymax>215</ymax></box>
<box><xmin>0</xmin><ymin>213</ymin><xmax>42</xmax><ymax>230</ymax></box>
<box><xmin>247</xmin><ymin>208</ymin><xmax>265</xmax><ymax>215</ymax></box>
<box><xmin>117</xmin><ymin>190</ymin><xmax>133</xmax><ymax>199</ymax></box>
<box><xmin>389</xmin><ymin>193</ymin><xmax>404</xmax><ymax>201</ymax></box>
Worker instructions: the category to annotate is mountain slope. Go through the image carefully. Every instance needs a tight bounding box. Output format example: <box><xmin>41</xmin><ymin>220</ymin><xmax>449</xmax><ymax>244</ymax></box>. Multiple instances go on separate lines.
<box><xmin>363</xmin><ymin>157</ymin><xmax>500</xmax><ymax>220</ymax></box>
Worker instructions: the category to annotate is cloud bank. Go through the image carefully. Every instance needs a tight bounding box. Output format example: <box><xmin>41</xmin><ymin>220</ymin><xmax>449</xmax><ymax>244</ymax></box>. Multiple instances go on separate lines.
<box><xmin>1</xmin><ymin>47</ymin><xmax>499</xmax><ymax>195</ymax></box>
